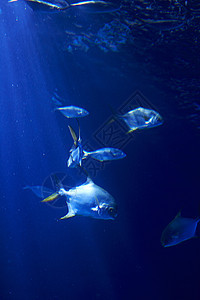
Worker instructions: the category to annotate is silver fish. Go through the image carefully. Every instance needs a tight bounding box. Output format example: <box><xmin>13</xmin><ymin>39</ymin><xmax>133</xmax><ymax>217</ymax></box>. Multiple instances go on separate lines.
<box><xmin>161</xmin><ymin>211</ymin><xmax>200</xmax><ymax>247</ymax></box>
<box><xmin>67</xmin><ymin>125</ymin><xmax>84</xmax><ymax>168</ymax></box>
<box><xmin>118</xmin><ymin>107</ymin><xmax>163</xmax><ymax>133</ymax></box>
<box><xmin>9</xmin><ymin>0</ymin><xmax>115</xmax><ymax>13</ymax></box>
<box><xmin>83</xmin><ymin>147</ymin><xmax>126</xmax><ymax>162</ymax></box>
<box><xmin>56</xmin><ymin>105</ymin><xmax>89</xmax><ymax>118</ymax></box>
<box><xmin>67</xmin><ymin>125</ymin><xmax>126</xmax><ymax>167</ymax></box>
<box><xmin>42</xmin><ymin>177</ymin><xmax>117</xmax><ymax>220</ymax></box>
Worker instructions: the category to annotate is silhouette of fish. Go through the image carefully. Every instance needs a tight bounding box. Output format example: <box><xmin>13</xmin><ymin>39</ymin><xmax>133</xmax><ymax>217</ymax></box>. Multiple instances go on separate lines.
<box><xmin>161</xmin><ymin>211</ymin><xmax>200</xmax><ymax>247</ymax></box>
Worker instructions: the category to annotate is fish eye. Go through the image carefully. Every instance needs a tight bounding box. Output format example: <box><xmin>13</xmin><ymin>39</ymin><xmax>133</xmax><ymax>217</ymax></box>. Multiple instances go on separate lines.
<box><xmin>108</xmin><ymin>206</ymin><xmax>117</xmax><ymax>217</ymax></box>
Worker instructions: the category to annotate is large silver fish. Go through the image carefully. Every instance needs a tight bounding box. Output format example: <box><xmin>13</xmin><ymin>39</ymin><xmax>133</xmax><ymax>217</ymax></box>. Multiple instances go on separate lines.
<box><xmin>83</xmin><ymin>147</ymin><xmax>126</xmax><ymax>162</ymax></box>
<box><xmin>56</xmin><ymin>105</ymin><xmax>89</xmax><ymax>118</ymax></box>
<box><xmin>42</xmin><ymin>177</ymin><xmax>118</xmax><ymax>220</ymax></box>
<box><xmin>161</xmin><ymin>211</ymin><xmax>200</xmax><ymax>247</ymax></box>
<box><xmin>118</xmin><ymin>107</ymin><xmax>163</xmax><ymax>133</ymax></box>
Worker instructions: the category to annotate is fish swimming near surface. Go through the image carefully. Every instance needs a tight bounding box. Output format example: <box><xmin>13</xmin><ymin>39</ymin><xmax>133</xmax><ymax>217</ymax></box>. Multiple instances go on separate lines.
<box><xmin>9</xmin><ymin>0</ymin><xmax>118</xmax><ymax>13</ymax></box>
<box><xmin>83</xmin><ymin>147</ymin><xmax>126</xmax><ymax>162</ymax></box>
<box><xmin>117</xmin><ymin>107</ymin><xmax>163</xmax><ymax>133</ymax></box>
<box><xmin>40</xmin><ymin>177</ymin><xmax>117</xmax><ymax>220</ymax></box>
<box><xmin>56</xmin><ymin>105</ymin><xmax>89</xmax><ymax>118</ymax></box>
<box><xmin>161</xmin><ymin>211</ymin><xmax>200</xmax><ymax>247</ymax></box>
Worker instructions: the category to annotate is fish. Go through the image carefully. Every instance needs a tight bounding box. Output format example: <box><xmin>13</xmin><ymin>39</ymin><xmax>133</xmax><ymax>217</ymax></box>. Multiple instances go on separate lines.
<box><xmin>9</xmin><ymin>0</ymin><xmax>116</xmax><ymax>13</ymax></box>
<box><xmin>42</xmin><ymin>177</ymin><xmax>118</xmax><ymax>220</ymax></box>
<box><xmin>67</xmin><ymin>124</ymin><xmax>126</xmax><ymax>167</ymax></box>
<box><xmin>83</xmin><ymin>147</ymin><xmax>126</xmax><ymax>162</ymax></box>
<box><xmin>9</xmin><ymin>0</ymin><xmax>70</xmax><ymax>11</ymax></box>
<box><xmin>67</xmin><ymin>124</ymin><xmax>84</xmax><ymax>168</ymax></box>
<box><xmin>161</xmin><ymin>211</ymin><xmax>200</xmax><ymax>247</ymax></box>
<box><xmin>56</xmin><ymin>106</ymin><xmax>89</xmax><ymax>118</ymax></box>
<box><xmin>117</xmin><ymin>107</ymin><xmax>163</xmax><ymax>133</ymax></box>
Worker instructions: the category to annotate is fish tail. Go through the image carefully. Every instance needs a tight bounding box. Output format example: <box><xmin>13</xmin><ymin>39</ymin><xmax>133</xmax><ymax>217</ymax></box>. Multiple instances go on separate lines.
<box><xmin>83</xmin><ymin>150</ymin><xmax>89</xmax><ymax>158</ymax></box>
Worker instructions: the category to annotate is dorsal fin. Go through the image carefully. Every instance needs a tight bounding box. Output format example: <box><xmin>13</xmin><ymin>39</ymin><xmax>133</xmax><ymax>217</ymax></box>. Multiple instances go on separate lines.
<box><xmin>68</xmin><ymin>125</ymin><xmax>78</xmax><ymax>146</ymax></box>
<box><xmin>76</xmin><ymin>119</ymin><xmax>81</xmax><ymax>142</ymax></box>
<box><xmin>86</xmin><ymin>177</ymin><xmax>93</xmax><ymax>184</ymax></box>
<box><xmin>175</xmin><ymin>210</ymin><xmax>181</xmax><ymax>219</ymax></box>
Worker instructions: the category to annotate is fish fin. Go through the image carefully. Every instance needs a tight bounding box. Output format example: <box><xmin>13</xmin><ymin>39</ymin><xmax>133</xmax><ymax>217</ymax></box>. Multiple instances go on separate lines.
<box><xmin>83</xmin><ymin>150</ymin><xmax>89</xmax><ymax>158</ymax></box>
<box><xmin>86</xmin><ymin>177</ymin><xmax>93</xmax><ymax>184</ymax></box>
<box><xmin>60</xmin><ymin>203</ymin><xmax>75</xmax><ymax>220</ymax></box>
<box><xmin>77</xmin><ymin>164</ymin><xmax>92</xmax><ymax>179</ymax></box>
<box><xmin>76</xmin><ymin>119</ymin><xmax>81</xmax><ymax>142</ymax></box>
<box><xmin>91</xmin><ymin>207</ymin><xmax>98</xmax><ymax>212</ymax></box>
<box><xmin>175</xmin><ymin>210</ymin><xmax>182</xmax><ymax>219</ymax></box>
<box><xmin>41</xmin><ymin>192</ymin><xmax>60</xmax><ymax>203</ymax></box>
<box><xmin>60</xmin><ymin>213</ymin><xmax>75</xmax><ymax>220</ymax></box>
<box><xmin>95</xmin><ymin>196</ymin><xmax>100</xmax><ymax>208</ymax></box>
<box><xmin>196</xmin><ymin>217</ymin><xmax>200</xmax><ymax>224</ymax></box>
<box><xmin>127</xmin><ymin>128</ymin><xmax>138</xmax><ymax>134</ymax></box>
<box><xmin>107</xmin><ymin>118</ymin><xmax>115</xmax><ymax>125</ymax></box>
<box><xmin>68</xmin><ymin>125</ymin><xmax>78</xmax><ymax>146</ymax></box>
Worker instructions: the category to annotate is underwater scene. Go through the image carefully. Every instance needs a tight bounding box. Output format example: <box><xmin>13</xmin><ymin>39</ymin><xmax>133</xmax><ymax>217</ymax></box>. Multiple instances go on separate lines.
<box><xmin>0</xmin><ymin>0</ymin><xmax>200</xmax><ymax>299</ymax></box>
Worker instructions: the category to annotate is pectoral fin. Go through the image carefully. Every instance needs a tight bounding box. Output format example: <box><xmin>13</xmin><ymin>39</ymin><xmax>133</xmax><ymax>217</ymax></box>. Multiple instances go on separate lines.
<box><xmin>41</xmin><ymin>192</ymin><xmax>60</xmax><ymax>202</ymax></box>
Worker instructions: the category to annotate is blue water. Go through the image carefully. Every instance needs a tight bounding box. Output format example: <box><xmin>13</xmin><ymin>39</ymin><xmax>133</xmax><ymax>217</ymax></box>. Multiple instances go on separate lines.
<box><xmin>1</xmin><ymin>1</ymin><xmax>200</xmax><ymax>299</ymax></box>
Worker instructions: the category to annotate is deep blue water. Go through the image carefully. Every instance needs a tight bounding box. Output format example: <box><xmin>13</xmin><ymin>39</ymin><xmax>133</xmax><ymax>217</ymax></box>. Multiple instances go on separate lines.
<box><xmin>0</xmin><ymin>1</ymin><xmax>200</xmax><ymax>299</ymax></box>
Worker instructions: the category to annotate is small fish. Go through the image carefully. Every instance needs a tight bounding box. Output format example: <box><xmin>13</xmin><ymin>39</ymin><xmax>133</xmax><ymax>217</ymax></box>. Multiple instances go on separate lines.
<box><xmin>161</xmin><ymin>211</ymin><xmax>200</xmax><ymax>247</ymax></box>
<box><xmin>117</xmin><ymin>107</ymin><xmax>163</xmax><ymax>133</ymax></box>
<box><xmin>83</xmin><ymin>147</ymin><xmax>126</xmax><ymax>162</ymax></box>
<box><xmin>42</xmin><ymin>177</ymin><xmax>117</xmax><ymax>220</ymax></box>
<box><xmin>67</xmin><ymin>125</ymin><xmax>126</xmax><ymax>167</ymax></box>
<box><xmin>56</xmin><ymin>106</ymin><xmax>89</xmax><ymax>118</ymax></box>
<box><xmin>9</xmin><ymin>0</ymin><xmax>70</xmax><ymax>11</ymax></box>
<box><xmin>9</xmin><ymin>0</ymin><xmax>115</xmax><ymax>13</ymax></box>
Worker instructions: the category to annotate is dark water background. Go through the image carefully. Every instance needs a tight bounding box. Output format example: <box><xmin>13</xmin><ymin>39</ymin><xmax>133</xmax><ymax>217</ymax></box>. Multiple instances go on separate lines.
<box><xmin>0</xmin><ymin>1</ymin><xmax>200</xmax><ymax>299</ymax></box>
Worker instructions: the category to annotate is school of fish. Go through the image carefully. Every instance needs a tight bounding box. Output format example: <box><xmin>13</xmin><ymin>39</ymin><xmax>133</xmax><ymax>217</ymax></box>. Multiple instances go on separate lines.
<box><xmin>18</xmin><ymin>0</ymin><xmax>200</xmax><ymax>248</ymax></box>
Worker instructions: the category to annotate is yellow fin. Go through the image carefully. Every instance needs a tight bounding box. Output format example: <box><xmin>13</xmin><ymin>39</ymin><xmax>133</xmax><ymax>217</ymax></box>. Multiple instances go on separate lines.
<box><xmin>68</xmin><ymin>125</ymin><xmax>77</xmax><ymax>145</ymax></box>
<box><xmin>41</xmin><ymin>192</ymin><xmax>60</xmax><ymax>203</ymax></box>
<box><xmin>60</xmin><ymin>213</ymin><xmax>75</xmax><ymax>220</ymax></box>
<box><xmin>127</xmin><ymin>128</ymin><xmax>138</xmax><ymax>134</ymax></box>
<box><xmin>60</xmin><ymin>203</ymin><xmax>75</xmax><ymax>219</ymax></box>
